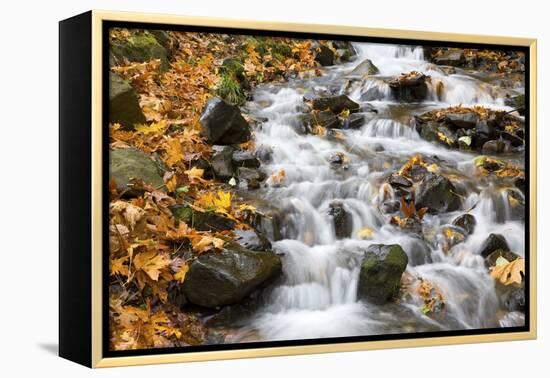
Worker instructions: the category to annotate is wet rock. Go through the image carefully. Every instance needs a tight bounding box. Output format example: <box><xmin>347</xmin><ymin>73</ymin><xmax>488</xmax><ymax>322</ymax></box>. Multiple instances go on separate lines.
<box><xmin>360</xmin><ymin>83</ymin><xmax>386</xmax><ymax>101</ymax></box>
<box><xmin>210</xmin><ymin>145</ymin><xmax>235</xmax><ymax>179</ymax></box>
<box><xmin>479</xmin><ymin>233</ymin><xmax>510</xmax><ymax>258</ymax></box>
<box><xmin>415</xmin><ymin>173</ymin><xmax>461</xmax><ymax>213</ymax></box>
<box><xmin>111</xmin><ymin>31</ymin><xmax>170</xmax><ymax>71</ymax></box>
<box><xmin>501</xmin><ymin>131</ymin><xmax>524</xmax><ymax>147</ymax></box>
<box><xmin>314</xmin><ymin>45</ymin><xmax>335</xmax><ymax>66</ymax></box>
<box><xmin>452</xmin><ymin>214</ymin><xmax>477</xmax><ymax>235</ymax></box>
<box><xmin>388</xmin><ymin>72</ymin><xmax>429</xmax><ymax>102</ymax></box>
<box><xmin>344</xmin><ymin>113</ymin><xmax>366</xmax><ymax>129</ymax></box>
<box><xmin>200</xmin><ymin>97</ymin><xmax>251</xmax><ymax>145</ymax></box>
<box><xmin>507</xmin><ymin>189</ymin><xmax>525</xmax><ymax>221</ymax></box>
<box><xmin>333</xmin><ymin>41</ymin><xmax>357</xmax><ymax>62</ymax></box>
<box><xmin>504</xmin><ymin>287</ymin><xmax>525</xmax><ymax>312</ymax></box>
<box><xmin>357</xmin><ymin>244</ymin><xmax>408</xmax><ymax>304</ymax></box>
<box><xmin>170</xmin><ymin>204</ymin><xmax>236</xmax><ymax>231</ymax></box>
<box><xmin>110</xmin><ymin>148</ymin><xmax>165</xmax><ymax>196</ymax></box>
<box><xmin>237</xmin><ymin>167</ymin><xmax>266</xmax><ymax>189</ymax></box>
<box><xmin>388</xmin><ymin>173</ymin><xmax>413</xmax><ymax>188</ymax></box>
<box><xmin>350</xmin><ymin>58</ymin><xmax>379</xmax><ymax>76</ymax></box>
<box><xmin>481</xmin><ymin>139</ymin><xmax>509</xmax><ymax>154</ymax></box>
<box><xmin>255</xmin><ymin>145</ymin><xmax>274</xmax><ymax>163</ymax></box>
<box><xmin>232</xmin><ymin>150</ymin><xmax>261</xmax><ymax>169</ymax></box>
<box><xmin>328</xmin><ymin>152</ymin><xmax>349</xmax><ymax>169</ymax></box>
<box><xmin>485</xmin><ymin>249</ymin><xmax>520</xmax><ymax>267</ymax></box>
<box><xmin>432</xmin><ymin>50</ymin><xmax>466</xmax><ymax>67</ymax></box>
<box><xmin>310</xmin><ymin>110</ymin><xmax>343</xmax><ymax>129</ymax></box>
<box><xmin>445</xmin><ymin>112</ymin><xmax>480</xmax><ymax>129</ymax></box>
<box><xmin>183</xmin><ymin>248</ymin><xmax>282</xmax><ymax>308</ymax></box>
<box><xmin>514</xmin><ymin>176</ymin><xmax>526</xmax><ymax>194</ymax></box>
<box><xmin>167</xmin><ymin>283</ymin><xmax>188</xmax><ymax>309</ymax></box>
<box><xmin>328</xmin><ymin>201</ymin><xmax>352</xmax><ymax>239</ymax></box>
<box><xmin>234</xmin><ymin>229</ymin><xmax>271</xmax><ymax>251</ymax></box>
<box><xmin>381</xmin><ymin>200</ymin><xmax>400</xmax><ymax>214</ymax></box>
<box><xmin>311</xmin><ymin>94</ymin><xmax>361</xmax><ymax>114</ymax></box>
<box><xmin>109</xmin><ymin>73</ymin><xmax>146</xmax><ymax>130</ymax></box>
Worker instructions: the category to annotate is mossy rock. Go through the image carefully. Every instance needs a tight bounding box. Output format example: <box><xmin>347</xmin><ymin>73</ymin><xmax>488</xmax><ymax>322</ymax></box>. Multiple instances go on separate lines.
<box><xmin>109</xmin><ymin>72</ymin><xmax>146</xmax><ymax>130</ymax></box>
<box><xmin>170</xmin><ymin>204</ymin><xmax>236</xmax><ymax>231</ymax></box>
<box><xmin>358</xmin><ymin>244</ymin><xmax>408</xmax><ymax>304</ymax></box>
<box><xmin>110</xmin><ymin>148</ymin><xmax>165</xmax><ymax>195</ymax></box>
<box><xmin>111</xmin><ymin>31</ymin><xmax>170</xmax><ymax>71</ymax></box>
<box><xmin>183</xmin><ymin>247</ymin><xmax>282</xmax><ymax>308</ymax></box>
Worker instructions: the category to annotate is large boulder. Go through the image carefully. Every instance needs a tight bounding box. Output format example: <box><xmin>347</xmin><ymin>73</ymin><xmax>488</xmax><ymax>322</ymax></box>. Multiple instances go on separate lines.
<box><xmin>310</xmin><ymin>110</ymin><xmax>343</xmax><ymax>129</ymax></box>
<box><xmin>328</xmin><ymin>201</ymin><xmax>352</xmax><ymax>239</ymax></box>
<box><xmin>357</xmin><ymin>244</ymin><xmax>408</xmax><ymax>304</ymax></box>
<box><xmin>415</xmin><ymin>173</ymin><xmax>461</xmax><ymax>213</ymax></box>
<box><xmin>479</xmin><ymin>233</ymin><xmax>510</xmax><ymax>258</ymax></box>
<box><xmin>110</xmin><ymin>148</ymin><xmax>164</xmax><ymax>195</ymax></box>
<box><xmin>432</xmin><ymin>50</ymin><xmax>466</xmax><ymax>67</ymax></box>
<box><xmin>388</xmin><ymin>72</ymin><xmax>429</xmax><ymax>102</ymax></box>
<box><xmin>315</xmin><ymin>45</ymin><xmax>335</xmax><ymax>66</ymax></box>
<box><xmin>109</xmin><ymin>73</ymin><xmax>146</xmax><ymax>130</ymax></box>
<box><xmin>311</xmin><ymin>94</ymin><xmax>360</xmax><ymax>114</ymax></box>
<box><xmin>445</xmin><ymin>112</ymin><xmax>480</xmax><ymax>129</ymax></box>
<box><xmin>183</xmin><ymin>248</ymin><xmax>282</xmax><ymax>308</ymax></box>
<box><xmin>350</xmin><ymin>58</ymin><xmax>379</xmax><ymax>76</ymax></box>
<box><xmin>200</xmin><ymin>98</ymin><xmax>251</xmax><ymax>145</ymax></box>
<box><xmin>111</xmin><ymin>31</ymin><xmax>170</xmax><ymax>71</ymax></box>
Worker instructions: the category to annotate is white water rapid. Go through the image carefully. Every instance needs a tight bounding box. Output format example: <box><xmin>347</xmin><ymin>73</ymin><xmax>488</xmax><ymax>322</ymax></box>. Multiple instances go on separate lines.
<box><xmin>229</xmin><ymin>42</ymin><xmax>525</xmax><ymax>342</ymax></box>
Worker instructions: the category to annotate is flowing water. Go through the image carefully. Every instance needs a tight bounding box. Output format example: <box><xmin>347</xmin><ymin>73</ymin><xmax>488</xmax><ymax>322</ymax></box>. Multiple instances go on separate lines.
<box><xmin>229</xmin><ymin>42</ymin><xmax>525</xmax><ymax>342</ymax></box>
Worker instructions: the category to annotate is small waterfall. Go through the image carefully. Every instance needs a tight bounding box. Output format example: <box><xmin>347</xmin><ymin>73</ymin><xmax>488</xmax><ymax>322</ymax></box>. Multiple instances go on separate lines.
<box><xmin>232</xmin><ymin>41</ymin><xmax>525</xmax><ymax>342</ymax></box>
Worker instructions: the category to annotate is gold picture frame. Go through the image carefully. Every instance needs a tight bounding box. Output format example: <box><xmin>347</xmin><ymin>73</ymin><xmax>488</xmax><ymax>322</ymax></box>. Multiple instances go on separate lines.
<box><xmin>59</xmin><ymin>10</ymin><xmax>537</xmax><ymax>368</ymax></box>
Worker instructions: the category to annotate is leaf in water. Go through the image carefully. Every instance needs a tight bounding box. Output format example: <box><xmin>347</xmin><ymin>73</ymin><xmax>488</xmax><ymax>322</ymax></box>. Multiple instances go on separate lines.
<box><xmin>269</xmin><ymin>169</ymin><xmax>286</xmax><ymax>186</ymax></box>
<box><xmin>357</xmin><ymin>227</ymin><xmax>375</xmax><ymax>239</ymax></box>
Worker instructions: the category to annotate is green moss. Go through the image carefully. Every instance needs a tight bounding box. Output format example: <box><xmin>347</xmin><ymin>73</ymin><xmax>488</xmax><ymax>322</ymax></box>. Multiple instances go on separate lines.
<box><xmin>215</xmin><ymin>73</ymin><xmax>246</xmax><ymax>105</ymax></box>
<box><xmin>111</xmin><ymin>31</ymin><xmax>170</xmax><ymax>72</ymax></box>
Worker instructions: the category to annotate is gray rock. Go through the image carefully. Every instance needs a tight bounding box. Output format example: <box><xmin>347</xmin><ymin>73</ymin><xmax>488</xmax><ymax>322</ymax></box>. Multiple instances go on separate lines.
<box><xmin>388</xmin><ymin>72</ymin><xmax>429</xmax><ymax>102</ymax></box>
<box><xmin>433</xmin><ymin>50</ymin><xmax>466</xmax><ymax>67</ymax></box>
<box><xmin>109</xmin><ymin>73</ymin><xmax>146</xmax><ymax>130</ymax></box>
<box><xmin>210</xmin><ymin>145</ymin><xmax>235</xmax><ymax>179</ymax></box>
<box><xmin>237</xmin><ymin>167</ymin><xmax>266</xmax><ymax>189</ymax></box>
<box><xmin>345</xmin><ymin>113</ymin><xmax>366</xmax><ymax>129</ymax></box>
<box><xmin>350</xmin><ymin>58</ymin><xmax>379</xmax><ymax>76</ymax></box>
<box><xmin>481</xmin><ymin>139</ymin><xmax>509</xmax><ymax>154</ymax></box>
<box><xmin>315</xmin><ymin>45</ymin><xmax>335</xmax><ymax>66</ymax></box>
<box><xmin>200</xmin><ymin>97</ymin><xmax>251</xmax><ymax>145</ymax></box>
<box><xmin>110</xmin><ymin>148</ymin><xmax>164</xmax><ymax>195</ymax></box>
<box><xmin>183</xmin><ymin>248</ymin><xmax>282</xmax><ymax>308</ymax></box>
<box><xmin>111</xmin><ymin>31</ymin><xmax>170</xmax><ymax>71</ymax></box>
<box><xmin>357</xmin><ymin>244</ymin><xmax>408</xmax><ymax>304</ymax></box>
<box><xmin>234</xmin><ymin>229</ymin><xmax>271</xmax><ymax>251</ymax></box>
<box><xmin>445</xmin><ymin>112</ymin><xmax>480</xmax><ymax>129</ymax></box>
<box><xmin>232</xmin><ymin>150</ymin><xmax>261</xmax><ymax>169</ymax></box>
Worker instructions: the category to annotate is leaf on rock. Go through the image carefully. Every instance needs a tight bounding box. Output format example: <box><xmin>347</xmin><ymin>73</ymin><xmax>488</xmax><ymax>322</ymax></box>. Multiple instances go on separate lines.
<box><xmin>491</xmin><ymin>257</ymin><xmax>524</xmax><ymax>286</ymax></box>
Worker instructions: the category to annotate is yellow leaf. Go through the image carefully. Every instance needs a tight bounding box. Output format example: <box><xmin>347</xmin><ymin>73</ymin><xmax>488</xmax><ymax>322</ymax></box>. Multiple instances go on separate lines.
<box><xmin>194</xmin><ymin>190</ymin><xmax>232</xmax><ymax>213</ymax></box>
<box><xmin>134</xmin><ymin>120</ymin><xmax>168</xmax><ymax>135</ymax></box>
<box><xmin>357</xmin><ymin>227</ymin><xmax>375</xmax><ymax>239</ymax></box>
<box><xmin>133</xmin><ymin>251</ymin><xmax>171</xmax><ymax>281</ymax></box>
<box><xmin>184</xmin><ymin>167</ymin><xmax>205</xmax><ymax>183</ymax></box>
<box><xmin>110</xmin><ymin>200</ymin><xmax>145</xmax><ymax>230</ymax></box>
<box><xmin>491</xmin><ymin>258</ymin><xmax>524</xmax><ymax>286</ymax></box>
<box><xmin>165</xmin><ymin>175</ymin><xmax>178</xmax><ymax>193</ymax></box>
<box><xmin>173</xmin><ymin>263</ymin><xmax>189</xmax><ymax>283</ymax></box>
<box><xmin>164</xmin><ymin>137</ymin><xmax>183</xmax><ymax>167</ymax></box>
<box><xmin>110</xmin><ymin>256</ymin><xmax>129</xmax><ymax>276</ymax></box>
<box><xmin>192</xmin><ymin>235</ymin><xmax>225</xmax><ymax>253</ymax></box>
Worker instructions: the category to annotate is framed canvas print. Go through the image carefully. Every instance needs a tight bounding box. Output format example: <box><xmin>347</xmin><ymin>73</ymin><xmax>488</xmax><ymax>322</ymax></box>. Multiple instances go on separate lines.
<box><xmin>59</xmin><ymin>10</ymin><xmax>537</xmax><ymax>368</ymax></box>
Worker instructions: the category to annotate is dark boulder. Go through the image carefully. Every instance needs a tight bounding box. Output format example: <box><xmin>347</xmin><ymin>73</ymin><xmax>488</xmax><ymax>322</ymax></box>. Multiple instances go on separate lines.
<box><xmin>388</xmin><ymin>173</ymin><xmax>413</xmax><ymax>188</ymax></box>
<box><xmin>311</xmin><ymin>94</ymin><xmax>361</xmax><ymax>114</ymax></box>
<box><xmin>200</xmin><ymin>97</ymin><xmax>251</xmax><ymax>145</ymax></box>
<box><xmin>357</xmin><ymin>244</ymin><xmax>408</xmax><ymax>304</ymax></box>
<box><xmin>170</xmin><ymin>205</ymin><xmax>236</xmax><ymax>231</ymax></box>
<box><xmin>111</xmin><ymin>31</ymin><xmax>170</xmax><ymax>71</ymax></box>
<box><xmin>388</xmin><ymin>72</ymin><xmax>429</xmax><ymax>102</ymax></box>
<box><xmin>504</xmin><ymin>287</ymin><xmax>525</xmax><ymax>312</ymax></box>
<box><xmin>183</xmin><ymin>248</ymin><xmax>282</xmax><ymax>308</ymax></box>
<box><xmin>349</xmin><ymin>58</ymin><xmax>379</xmax><ymax>76</ymax></box>
<box><xmin>485</xmin><ymin>249</ymin><xmax>520</xmax><ymax>267</ymax></box>
<box><xmin>479</xmin><ymin>233</ymin><xmax>510</xmax><ymax>258</ymax></box>
<box><xmin>452</xmin><ymin>214</ymin><xmax>477</xmax><ymax>235</ymax></box>
<box><xmin>333</xmin><ymin>41</ymin><xmax>357</xmax><ymax>62</ymax></box>
<box><xmin>310</xmin><ymin>110</ymin><xmax>343</xmax><ymax>129</ymax></box>
<box><xmin>415</xmin><ymin>173</ymin><xmax>461</xmax><ymax>213</ymax></box>
<box><xmin>328</xmin><ymin>201</ymin><xmax>352</xmax><ymax>239</ymax></box>
<box><xmin>315</xmin><ymin>45</ymin><xmax>335</xmax><ymax>66</ymax></box>
<box><xmin>445</xmin><ymin>112</ymin><xmax>480</xmax><ymax>129</ymax></box>
<box><xmin>481</xmin><ymin>139</ymin><xmax>509</xmax><ymax>154</ymax></box>
<box><xmin>505</xmin><ymin>94</ymin><xmax>525</xmax><ymax>116</ymax></box>
<box><xmin>210</xmin><ymin>145</ymin><xmax>235</xmax><ymax>179</ymax></box>
<box><xmin>232</xmin><ymin>150</ymin><xmax>261</xmax><ymax>169</ymax></box>
<box><xmin>237</xmin><ymin>167</ymin><xmax>266</xmax><ymax>189</ymax></box>
<box><xmin>109</xmin><ymin>73</ymin><xmax>146</xmax><ymax>130</ymax></box>
<box><xmin>110</xmin><ymin>148</ymin><xmax>165</xmax><ymax>195</ymax></box>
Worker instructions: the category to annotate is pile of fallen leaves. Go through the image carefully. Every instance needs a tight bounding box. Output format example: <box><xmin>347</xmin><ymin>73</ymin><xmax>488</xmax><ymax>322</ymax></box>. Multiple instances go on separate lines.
<box><xmin>107</xmin><ymin>28</ymin><xmax>333</xmax><ymax>351</ymax></box>
<box><xmin>474</xmin><ymin>155</ymin><xmax>524</xmax><ymax>179</ymax></box>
